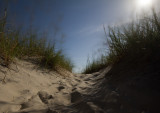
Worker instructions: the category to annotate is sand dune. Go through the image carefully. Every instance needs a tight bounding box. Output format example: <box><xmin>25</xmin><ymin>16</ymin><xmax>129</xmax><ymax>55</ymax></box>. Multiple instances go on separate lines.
<box><xmin>1</xmin><ymin>58</ymin><xmax>160</xmax><ymax>113</ymax></box>
<box><xmin>0</xmin><ymin>59</ymin><xmax>110</xmax><ymax>113</ymax></box>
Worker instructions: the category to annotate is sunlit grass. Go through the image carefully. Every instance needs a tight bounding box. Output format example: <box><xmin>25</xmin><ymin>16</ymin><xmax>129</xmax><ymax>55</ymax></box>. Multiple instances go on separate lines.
<box><xmin>0</xmin><ymin>13</ymin><xmax>74</xmax><ymax>72</ymax></box>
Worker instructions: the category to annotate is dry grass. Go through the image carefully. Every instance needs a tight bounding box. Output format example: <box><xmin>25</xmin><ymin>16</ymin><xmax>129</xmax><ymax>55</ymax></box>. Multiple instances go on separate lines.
<box><xmin>0</xmin><ymin>10</ymin><xmax>74</xmax><ymax>72</ymax></box>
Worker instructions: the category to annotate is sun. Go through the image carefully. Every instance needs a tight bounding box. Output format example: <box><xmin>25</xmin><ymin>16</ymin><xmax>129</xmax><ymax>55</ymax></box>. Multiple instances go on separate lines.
<box><xmin>137</xmin><ymin>0</ymin><xmax>152</xmax><ymax>8</ymax></box>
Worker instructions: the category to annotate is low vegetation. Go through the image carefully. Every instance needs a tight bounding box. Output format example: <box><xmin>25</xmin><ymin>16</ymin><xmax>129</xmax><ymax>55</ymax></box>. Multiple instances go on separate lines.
<box><xmin>83</xmin><ymin>55</ymin><xmax>107</xmax><ymax>74</ymax></box>
<box><xmin>83</xmin><ymin>9</ymin><xmax>160</xmax><ymax>74</ymax></box>
<box><xmin>0</xmin><ymin>10</ymin><xmax>74</xmax><ymax>72</ymax></box>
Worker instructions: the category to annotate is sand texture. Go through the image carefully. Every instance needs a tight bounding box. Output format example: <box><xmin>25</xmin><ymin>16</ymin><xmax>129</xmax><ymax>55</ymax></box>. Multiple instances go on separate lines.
<box><xmin>0</xmin><ymin>59</ymin><xmax>111</xmax><ymax>113</ymax></box>
<box><xmin>1</xmin><ymin>58</ymin><xmax>160</xmax><ymax>113</ymax></box>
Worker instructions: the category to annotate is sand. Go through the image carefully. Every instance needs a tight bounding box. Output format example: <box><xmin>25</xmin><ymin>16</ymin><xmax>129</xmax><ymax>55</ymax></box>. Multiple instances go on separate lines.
<box><xmin>0</xmin><ymin>59</ymin><xmax>110</xmax><ymax>113</ymax></box>
<box><xmin>1</xmin><ymin>58</ymin><xmax>160</xmax><ymax>113</ymax></box>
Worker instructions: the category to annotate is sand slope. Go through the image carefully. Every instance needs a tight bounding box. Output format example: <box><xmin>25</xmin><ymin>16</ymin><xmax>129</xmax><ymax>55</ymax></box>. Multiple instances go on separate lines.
<box><xmin>1</xmin><ymin>58</ymin><xmax>160</xmax><ymax>113</ymax></box>
<box><xmin>0</xmin><ymin>59</ymin><xmax>110</xmax><ymax>113</ymax></box>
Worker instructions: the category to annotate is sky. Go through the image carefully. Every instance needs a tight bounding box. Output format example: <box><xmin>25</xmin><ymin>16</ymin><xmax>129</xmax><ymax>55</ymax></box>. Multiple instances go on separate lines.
<box><xmin>0</xmin><ymin>0</ymin><xmax>160</xmax><ymax>72</ymax></box>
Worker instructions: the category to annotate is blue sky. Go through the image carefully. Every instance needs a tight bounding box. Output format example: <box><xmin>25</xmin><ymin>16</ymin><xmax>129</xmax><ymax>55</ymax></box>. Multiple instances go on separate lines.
<box><xmin>0</xmin><ymin>0</ymin><xmax>160</xmax><ymax>72</ymax></box>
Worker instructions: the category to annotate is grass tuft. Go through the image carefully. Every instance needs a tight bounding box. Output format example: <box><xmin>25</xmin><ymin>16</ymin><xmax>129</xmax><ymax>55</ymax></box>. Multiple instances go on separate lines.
<box><xmin>83</xmin><ymin>55</ymin><xmax>107</xmax><ymax>74</ymax></box>
<box><xmin>83</xmin><ymin>9</ymin><xmax>160</xmax><ymax>73</ymax></box>
<box><xmin>0</xmin><ymin>11</ymin><xmax>74</xmax><ymax>72</ymax></box>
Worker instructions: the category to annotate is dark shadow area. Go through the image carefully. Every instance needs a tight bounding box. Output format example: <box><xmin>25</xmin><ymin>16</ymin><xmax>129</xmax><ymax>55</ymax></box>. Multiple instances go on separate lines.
<box><xmin>70</xmin><ymin>54</ymin><xmax>160</xmax><ymax>113</ymax></box>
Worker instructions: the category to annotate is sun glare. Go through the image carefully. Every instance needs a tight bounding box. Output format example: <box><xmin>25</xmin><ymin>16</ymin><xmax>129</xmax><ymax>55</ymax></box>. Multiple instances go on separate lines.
<box><xmin>137</xmin><ymin>0</ymin><xmax>152</xmax><ymax>8</ymax></box>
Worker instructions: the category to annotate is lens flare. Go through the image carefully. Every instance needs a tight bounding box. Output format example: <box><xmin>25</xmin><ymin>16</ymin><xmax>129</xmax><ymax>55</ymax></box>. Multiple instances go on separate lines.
<box><xmin>137</xmin><ymin>0</ymin><xmax>152</xmax><ymax>8</ymax></box>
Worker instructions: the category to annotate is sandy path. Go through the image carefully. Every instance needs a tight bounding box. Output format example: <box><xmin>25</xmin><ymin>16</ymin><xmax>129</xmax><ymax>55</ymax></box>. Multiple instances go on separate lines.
<box><xmin>0</xmin><ymin>59</ymin><xmax>110</xmax><ymax>113</ymax></box>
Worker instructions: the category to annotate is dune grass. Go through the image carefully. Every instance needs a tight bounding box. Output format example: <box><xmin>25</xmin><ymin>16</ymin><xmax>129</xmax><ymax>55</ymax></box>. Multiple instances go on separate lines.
<box><xmin>83</xmin><ymin>9</ymin><xmax>160</xmax><ymax>74</ymax></box>
<box><xmin>0</xmin><ymin>11</ymin><xmax>73</xmax><ymax>72</ymax></box>
<box><xmin>83</xmin><ymin>55</ymin><xmax>107</xmax><ymax>74</ymax></box>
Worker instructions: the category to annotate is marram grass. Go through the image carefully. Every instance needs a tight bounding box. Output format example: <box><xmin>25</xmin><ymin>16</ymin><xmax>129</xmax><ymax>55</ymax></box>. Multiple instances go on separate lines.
<box><xmin>0</xmin><ymin>14</ymin><xmax>73</xmax><ymax>72</ymax></box>
<box><xmin>83</xmin><ymin>10</ymin><xmax>160</xmax><ymax>74</ymax></box>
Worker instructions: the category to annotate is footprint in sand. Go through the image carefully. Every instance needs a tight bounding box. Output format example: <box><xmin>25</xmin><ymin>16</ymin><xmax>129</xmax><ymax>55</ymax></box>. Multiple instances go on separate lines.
<box><xmin>75</xmin><ymin>79</ymin><xmax>81</xmax><ymax>82</ymax></box>
<box><xmin>38</xmin><ymin>91</ymin><xmax>54</xmax><ymax>104</ymax></box>
<box><xmin>20</xmin><ymin>89</ymin><xmax>30</xmax><ymax>95</ymax></box>
<box><xmin>57</xmin><ymin>86</ymin><xmax>65</xmax><ymax>91</ymax></box>
<box><xmin>84</xmin><ymin>78</ymin><xmax>91</xmax><ymax>81</ymax></box>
